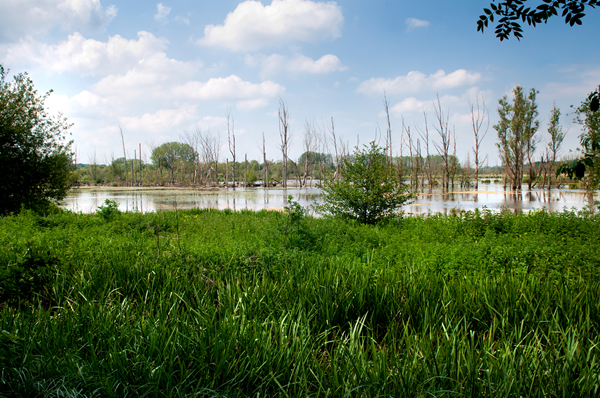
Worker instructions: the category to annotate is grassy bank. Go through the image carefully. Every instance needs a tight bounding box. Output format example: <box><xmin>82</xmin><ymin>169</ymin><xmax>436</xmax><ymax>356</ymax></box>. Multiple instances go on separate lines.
<box><xmin>1</xmin><ymin>207</ymin><xmax>600</xmax><ymax>397</ymax></box>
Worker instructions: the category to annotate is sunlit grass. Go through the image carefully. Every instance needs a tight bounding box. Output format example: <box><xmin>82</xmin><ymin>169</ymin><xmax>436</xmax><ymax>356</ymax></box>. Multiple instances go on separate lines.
<box><xmin>0</xmin><ymin>208</ymin><xmax>599</xmax><ymax>396</ymax></box>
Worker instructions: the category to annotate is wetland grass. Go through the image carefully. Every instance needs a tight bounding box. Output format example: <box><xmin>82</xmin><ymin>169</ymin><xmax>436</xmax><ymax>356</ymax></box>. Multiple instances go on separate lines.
<box><xmin>0</xmin><ymin>208</ymin><xmax>599</xmax><ymax>396</ymax></box>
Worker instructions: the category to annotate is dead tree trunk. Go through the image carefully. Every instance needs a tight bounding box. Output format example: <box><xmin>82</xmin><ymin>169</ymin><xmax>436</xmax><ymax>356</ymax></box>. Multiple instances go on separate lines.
<box><xmin>278</xmin><ymin>99</ymin><xmax>292</xmax><ymax>188</ymax></box>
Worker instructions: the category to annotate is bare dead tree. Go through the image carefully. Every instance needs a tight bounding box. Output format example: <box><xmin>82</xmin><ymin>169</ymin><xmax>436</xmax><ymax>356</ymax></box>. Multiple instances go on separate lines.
<box><xmin>450</xmin><ymin>129</ymin><xmax>458</xmax><ymax>189</ymax></box>
<box><xmin>139</xmin><ymin>143</ymin><xmax>143</xmax><ymax>186</ymax></box>
<box><xmin>383</xmin><ymin>92</ymin><xmax>393</xmax><ymax>165</ymax></box>
<box><xmin>227</xmin><ymin>110</ymin><xmax>236</xmax><ymax>187</ymax></box>
<box><xmin>415</xmin><ymin>138</ymin><xmax>423</xmax><ymax>190</ymax></box>
<box><xmin>278</xmin><ymin>99</ymin><xmax>292</xmax><ymax>188</ymax></box>
<box><xmin>119</xmin><ymin>124</ymin><xmax>128</xmax><ymax>186</ymax></box>
<box><xmin>88</xmin><ymin>149</ymin><xmax>98</xmax><ymax>183</ymax></box>
<box><xmin>262</xmin><ymin>133</ymin><xmax>269</xmax><ymax>187</ymax></box>
<box><xmin>416</xmin><ymin>110</ymin><xmax>434</xmax><ymax>189</ymax></box>
<box><xmin>201</xmin><ymin>130</ymin><xmax>221</xmax><ymax>184</ymax></box>
<box><xmin>329</xmin><ymin>117</ymin><xmax>341</xmax><ymax>179</ymax></box>
<box><xmin>302</xmin><ymin>120</ymin><xmax>317</xmax><ymax>187</ymax></box>
<box><xmin>225</xmin><ymin>158</ymin><xmax>229</xmax><ymax>187</ymax></box>
<box><xmin>432</xmin><ymin>95</ymin><xmax>452</xmax><ymax>190</ymax></box>
<box><xmin>182</xmin><ymin>130</ymin><xmax>201</xmax><ymax>185</ymax></box>
<box><xmin>470</xmin><ymin>93</ymin><xmax>490</xmax><ymax>190</ymax></box>
<box><xmin>404</xmin><ymin>122</ymin><xmax>414</xmax><ymax>189</ymax></box>
<box><xmin>317</xmin><ymin>121</ymin><xmax>329</xmax><ymax>183</ymax></box>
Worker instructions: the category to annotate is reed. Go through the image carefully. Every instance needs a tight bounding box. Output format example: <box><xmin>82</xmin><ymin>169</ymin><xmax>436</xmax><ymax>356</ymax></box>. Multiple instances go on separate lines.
<box><xmin>0</xmin><ymin>208</ymin><xmax>599</xmax><ymax>396</ymax></box>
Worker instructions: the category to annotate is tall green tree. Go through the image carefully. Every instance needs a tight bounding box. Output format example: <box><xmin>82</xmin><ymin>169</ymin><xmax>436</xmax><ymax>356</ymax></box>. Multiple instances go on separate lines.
<box><xmin>0</xmin><ymin>65</ymin><xmax>73</xmax><ymax>215</ymax></box>
<box><xmin>495</xmin><ymin>86</ymin><xmax>539</xmax><ymax>190</ymax></box>
<box><xmin>317</xmin><ymin>142</ymin><xmax>412</xmax><ymax>225</ymax></box>
<box><xmin>150</xmin><ymin>142</ymin><xmax>195</xmax><ymax>184</ymax></box>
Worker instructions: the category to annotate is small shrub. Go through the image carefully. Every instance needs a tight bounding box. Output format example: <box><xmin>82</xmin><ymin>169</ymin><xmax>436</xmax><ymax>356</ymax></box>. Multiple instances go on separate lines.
<box><xmin>96</xmin><ymin>199</ymin><xmax>121</xmax><ymax>221</ymax></box>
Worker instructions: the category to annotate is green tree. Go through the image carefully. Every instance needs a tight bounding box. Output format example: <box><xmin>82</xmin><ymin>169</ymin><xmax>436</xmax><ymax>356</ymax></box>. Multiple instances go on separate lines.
<box><xmin>0</xmin><ymin>65</ymin><xmax>73</xmax><ymax>215</ymax></box>
<box><xmin>151</xmin><ymin>142</ymin><xmax>195</xmax><ymax>184</ymax></box>
<box><xmin>478</xmin><ymin>0</ymin><xmax>599</xmax><ymax>40</ymax></box>
<box><xmin>557</xmin><ymin>88</ymin><xmax>600</xmax><ymax>189</ymax></box>
<box><xmin>494</xmin><ymin>86</ymin><xmax>539</xmax><ymax>190</ymax></box>
<box><xmin>317</xmin><ymin>142</ymin><xmax>412</xmax><ymax>225</ymax></box>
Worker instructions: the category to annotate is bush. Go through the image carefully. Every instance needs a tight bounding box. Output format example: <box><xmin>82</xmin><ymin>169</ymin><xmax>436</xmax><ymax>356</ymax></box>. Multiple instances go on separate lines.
<box><xmin>0</xmin><ymin>64</ymin><xmax>73</xmax><ymax>215</ymax></box>
<box><xmin>95</xmin><ymin>199</ymin><xmax>121</xmax><ymax>221</ymax></box>
<box><xmin>318</xmin><ymin>142</ymin><xmax>412</xmax><ymax>224</ymax></box>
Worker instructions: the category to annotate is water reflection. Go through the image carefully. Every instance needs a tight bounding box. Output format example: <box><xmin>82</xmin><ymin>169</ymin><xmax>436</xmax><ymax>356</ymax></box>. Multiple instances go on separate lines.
<box><xmin>62</xmin><ymin>183</ymin><xmax>597</xmax><ymax>215</ymax></box>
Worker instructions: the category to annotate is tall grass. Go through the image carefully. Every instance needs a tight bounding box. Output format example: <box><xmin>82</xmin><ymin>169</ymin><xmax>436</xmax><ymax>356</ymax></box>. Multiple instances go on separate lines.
<box><xmin>0</xmin><ymin>208</ymin><xmax>599</xmax><ymax>396</ymax></box>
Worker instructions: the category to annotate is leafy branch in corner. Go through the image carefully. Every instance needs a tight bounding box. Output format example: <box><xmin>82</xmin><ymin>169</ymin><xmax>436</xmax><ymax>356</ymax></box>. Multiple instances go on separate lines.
<box><xmin>478</xmin><ymin>0</ymin><xmax>599</xmax><ymax>40</ymax></box>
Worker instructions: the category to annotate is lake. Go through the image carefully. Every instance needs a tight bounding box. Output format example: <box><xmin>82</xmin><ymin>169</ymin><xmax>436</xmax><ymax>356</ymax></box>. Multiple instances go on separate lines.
<box><xmin>62</xmin><ymin>183</ymin><xmax>598</xmax><ymax>215</ymax></box>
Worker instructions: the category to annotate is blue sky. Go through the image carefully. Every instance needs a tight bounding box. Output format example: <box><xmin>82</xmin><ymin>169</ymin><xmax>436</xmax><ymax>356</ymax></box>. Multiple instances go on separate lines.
<box><xmin>2</xmin><ymin>0</ymin><xmax>599</xmax><ymax>166</ymax></box>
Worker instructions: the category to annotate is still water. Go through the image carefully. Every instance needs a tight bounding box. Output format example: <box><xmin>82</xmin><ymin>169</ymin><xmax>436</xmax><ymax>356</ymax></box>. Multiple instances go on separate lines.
<box><xmin>62</xmin><ymin>183</ymin><xmax>598</xmax><ymax>215</ymax></box>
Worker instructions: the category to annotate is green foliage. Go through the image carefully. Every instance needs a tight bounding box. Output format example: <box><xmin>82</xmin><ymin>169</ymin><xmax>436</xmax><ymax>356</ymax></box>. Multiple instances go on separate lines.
<box><xmin>95</xmin><ymin>199</ymin><xmax>121</xmax><ymax>221</ymax></box>
<box><xmin>557</xmin><ymin>87</ymin><xmax>600</xmax><ymax>189</ymax></box>
<box><xmin>0</xmin><ymin>245</ymin><xmax>56</xmax><ymax>307</ymax></box>
<box><xmin>0</xmin><ymin>209</ymin><xmax>600</xmax><ymax>395</ymax></box>
<box><xmin>478</xmin><ymin>0</ymin><xmax>599</xmax><ymax>40</ymax></box>
<box><xmin>495</xmin><ymin>86</ymin><xmax>539</xmax><ymax>189</ymax></box>
<box><xmin>318</xmin><ymin>141</ymin><xmax>412</xmax><ymax>224</ymax></box>
<box><xmin>0</xmin><ymin>64</ymin><xmax>73</xmax><ymax>215</ymax></box>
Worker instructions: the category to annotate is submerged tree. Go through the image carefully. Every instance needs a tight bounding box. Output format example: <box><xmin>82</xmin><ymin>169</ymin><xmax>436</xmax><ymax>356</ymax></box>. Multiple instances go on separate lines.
<box><xmin>494</xmin><ymin>86</ymin><xmax>539</xmax><ymax>190</ymax></box>
<box><xmin>318</xmin><ymin>142</ymin><xmax>412</xmax><ymax>225</ymax></box>
<box><xmin>0</xmin><ymin>65</ymin><xmax>73</xmax><ymax>214</ymax></box>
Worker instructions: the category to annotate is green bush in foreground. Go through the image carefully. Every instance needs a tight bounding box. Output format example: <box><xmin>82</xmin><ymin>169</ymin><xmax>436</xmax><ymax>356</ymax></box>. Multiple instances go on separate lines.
<box><xmin>0</xmin><ymin>208</ymin><xmax>599</xmax><ymax>397</ymax></box>
<box><xmin>318</xmin><ymin>142</ymin><xmax>412</xmax><ymax>224</ymax></box>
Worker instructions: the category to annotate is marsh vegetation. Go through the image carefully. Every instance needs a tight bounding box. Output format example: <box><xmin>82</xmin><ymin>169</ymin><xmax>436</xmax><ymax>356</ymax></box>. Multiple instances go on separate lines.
<box><xmin>1</xmin><ymin>206</ymin><xmax>600</xmax><ymax>396</ymax></box>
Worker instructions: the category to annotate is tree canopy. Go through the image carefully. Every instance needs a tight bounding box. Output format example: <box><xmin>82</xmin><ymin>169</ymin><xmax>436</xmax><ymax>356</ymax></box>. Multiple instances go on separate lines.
<box><xmin>0</xmin><ymin>65</ymin><xmax>73</xmax><ymax>215</ymax></box>
<box><xmin>478</xmin><ymin>0</ymin><xmax>599</xmax><ymax>40</ymax></box>
<box><xmin>556</xmin><ymin>87</ymin><xmax>600</xmax><ymax>188</ymax></box>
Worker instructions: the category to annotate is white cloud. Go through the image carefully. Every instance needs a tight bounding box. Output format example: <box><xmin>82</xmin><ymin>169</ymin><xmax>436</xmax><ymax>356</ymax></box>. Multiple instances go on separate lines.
<box><xmin>405</xmin><ymin>17</ymin><xmax>429</xmax><ymax>31</ymax></box>
<box><xmin>120</xmin><ymin>104</ymin><xmax>198</xmax><ymax>133</ymax></box>
<box><xmin>174</xmin><ymin>15</ymin><xmax>190</xmax><ymax>25</ymax></box>
<box><xmin>199</xmin><ymin>0</ymin><xmax>343</xmax><ymax>51</ymax></box>
<box><xmin>172</xmin><ymin>75</ymin><xmax>284</xmax><ymax>101</ymax></box>
<box><xmin>245</xmin><ymin>53</ymin><xmax>347</xmax><ymax>77</ymax></box>
<box><xmin>237</xmin><ymin>98</ymin><xmax>269</xmax><ymax>110</ymax></box>
<box><xmin>357</xmin><ymin>69</ymin><xmax>481</xmax><ymax>95</ymax></box>
<box><xmin>5</xmin><ymin>31</ymin><xmax>169</xmax><ymax>76</ymax></box>
<box><xmin>93</xmin><ymin>52</ymin><xmax>199</xmax><ymax>100</ymax></box>
<box><xmin>0</xmin><ymin>0</ymin><xmax>117</xmax><ymax>42</ymax></box>
<box><xmin>154</xmin><ymin>3</ymin><xmax>172</xmax><ymax>23</ymax></box>
<box><xmin>388</xmin><ymin>88</ymin><xmax>491</xmax><ymax>122</ymax></box>
<box><xmin>390</xmin><ymin>97</ymin><xmax>426</xmax><ymax>115</ymax></box>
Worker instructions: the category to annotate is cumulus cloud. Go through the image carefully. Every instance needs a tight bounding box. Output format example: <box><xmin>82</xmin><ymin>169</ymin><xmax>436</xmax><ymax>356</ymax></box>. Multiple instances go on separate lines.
<box><xmin>390</xmin><ymin>97</ymin><xmax>426</xmax><ymax>115</ymax></box>
<box><xmin>357</xmin><ymin>69</ymin><xmax>481</xmax><ymax>95</ymax></box>
<box><xmin>388</xmin><ymin>88</ymin><xmax>491</xmax><ymax>121</ymax></box>
<box><xmin>172</xmin><ymin>75</ymin><xmax>284</xmax><ymax>101</ymax></box>
<box><xmin>405</xmin><ymin>17</ymin><xmax>429</xmax><ymax>31</ymax></box>
<box><xmin>245</xmin><ymin>53</ymin><xmax>347</xmax><ymax>77</ymax></box>
<box><xmin>0</xmin><ymin>0</ymin><xmax>117</xmax><ymax>42</ymax></box>
<box><xmin>199</xmin><ymin>0</ymin><xmax>343</xmax><ymax>51</ymax></box>
<box><xmin>154</xmin><ymin>3</ymin><xmax>172</xmax><ymax>23</ymax></box>
<box><xmin>237</xmin><ymin>98</ymin><xmax>270</xmax><ymax>110</ymax></box>
<box><xmin>120</xmin><ymin>104</ymin><xmax>198</xmax><ymax>133</ymax></box>
<box><xmin>4</xmin><ymin>31</ymin><xmax>169</xmax><ymax>76</ymax></box>
<box><xmin>93</xmin><ymin>52</ymin><xmax>198</xmax><ymax>99</ymax></box>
